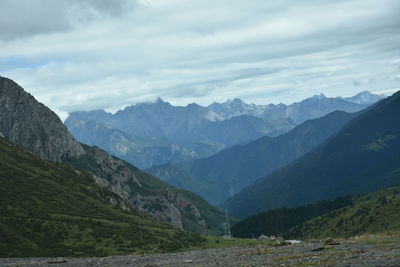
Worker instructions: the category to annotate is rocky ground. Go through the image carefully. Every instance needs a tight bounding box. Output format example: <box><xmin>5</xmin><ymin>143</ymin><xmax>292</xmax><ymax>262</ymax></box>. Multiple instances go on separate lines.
<box><xmin>1</xmin><ymin>235</ymin><xmax>399</xmax><ymax>266</ymax></box>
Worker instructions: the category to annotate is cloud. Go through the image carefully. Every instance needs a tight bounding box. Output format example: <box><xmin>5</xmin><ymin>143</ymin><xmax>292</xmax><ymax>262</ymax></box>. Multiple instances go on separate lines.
<box><xmin>0</xmin><ymin>0</ymin><xmax>399</xmax><ymax>120</ymax></box>
<box><xmin>0</xmin><ymin>0</ymin><xmax>134</xmax><ymax>40</ymax></box>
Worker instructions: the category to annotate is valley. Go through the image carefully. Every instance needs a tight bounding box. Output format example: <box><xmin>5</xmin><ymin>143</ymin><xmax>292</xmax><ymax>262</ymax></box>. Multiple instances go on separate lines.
<box><xmin>1</xmin><ymin>1</ymin><xmax>400</xmax><ymax>265</ymax></box>
<box><xmin>1</xmin><ymin>75</ymin><xmax>399</xmax><ymax>263</ymax></box>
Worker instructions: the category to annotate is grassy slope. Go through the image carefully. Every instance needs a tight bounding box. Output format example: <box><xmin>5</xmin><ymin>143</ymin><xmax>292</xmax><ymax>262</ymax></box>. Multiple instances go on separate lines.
<box><xmin>287</xmin><ymin>186</ymin><xmax>400</xmax><ymax>239</ymax></box>
<box><xmin>231</xmin><ymin>196</ymin><xmax>353</xmax><ymax>238</ymax></box>
<box><xmin>0</xmin><ymin>137</ymin><xmax>205</xmax><ymax>257</ymax></box>
<box><xmin>66</xmin><ymin>144</ymin><xmax>227</xmax><ymax>235</ymax></box>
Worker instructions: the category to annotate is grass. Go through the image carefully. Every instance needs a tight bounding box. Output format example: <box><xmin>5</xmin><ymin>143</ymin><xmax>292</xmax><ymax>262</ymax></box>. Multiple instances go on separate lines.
<box><xmin>64</xmin><ymin>144</ymin><xmax>227</xmax><ymax>235</ymax></box>
<box><xmin>286</xmin><ymin>186</ymin><xmax>400</xmax><ymax>239</ymax></box>
<box><xmin>0</xmin><ymin>137</ymin><xmax>206</xmax><ymax>257</ymax></box>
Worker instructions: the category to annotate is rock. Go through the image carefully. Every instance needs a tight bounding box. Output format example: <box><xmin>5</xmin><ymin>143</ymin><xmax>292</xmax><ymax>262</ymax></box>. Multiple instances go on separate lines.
<box><xmin>285</xmin><ymin>240</ymin><xmax>301</xmax><ymax>244</ymax></box>
<box><xmin>325</xmin><ymin>238</ymin><xmax>340</xmax><ymax>245</ymax></box>
<box><xmin>47</xmin><ymin>259</ymin><xmax>68</xmax><ymax>264</ymax></box>
<box><xmin>311</xmin><ymin>247</ymin><xmax>325</xmax><ymax>252</ymax></box>
<box><xmin>0</xmin><ymin>76</ymin><xmax>85</xmax><ymax>162</ymax></box>
<box><xmin>1</xmin><ymin>235</ymin><xmax>400</xmax><ymax>266</ymax></box>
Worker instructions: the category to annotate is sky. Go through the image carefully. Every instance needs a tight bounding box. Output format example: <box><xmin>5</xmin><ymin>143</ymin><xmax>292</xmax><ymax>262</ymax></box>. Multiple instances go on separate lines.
<box><xmin>0</xmin><ymin>0</ymin><xmax>399</xmax><ymax>120</ymax></box>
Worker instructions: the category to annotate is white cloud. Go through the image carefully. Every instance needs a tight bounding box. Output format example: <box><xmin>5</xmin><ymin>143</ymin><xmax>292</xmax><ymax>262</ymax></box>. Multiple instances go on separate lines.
<box><xmin>0</xmin><ymin>0</ymin><xmax>399</xmax><ymax>120</ymax></box>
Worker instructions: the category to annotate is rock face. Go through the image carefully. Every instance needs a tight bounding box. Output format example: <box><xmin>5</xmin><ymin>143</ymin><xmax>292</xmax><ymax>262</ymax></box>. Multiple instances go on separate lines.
<box><xmin>0</xmin><ymin>77</ymin><xmax>85</xmax><ymax>162</ymax></box>
<box><xmin>0</xmin><ymin>76</ymin><xmax>225</xmax><ymax>233</ymax></box>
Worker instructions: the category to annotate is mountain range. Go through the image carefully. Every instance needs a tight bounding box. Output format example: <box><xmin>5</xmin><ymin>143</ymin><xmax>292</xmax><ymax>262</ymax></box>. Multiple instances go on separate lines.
<box><xmin>65</xmin><ymin>91</ymin><xmax>384</xmax><ymax>169</ymax></box>
<box><xmin>148</xmin><ymin>110</ymin><xmax>359</xmax><ymax>204</ymax></box>
<box><xmin>208</xmin><ymin>91</ymin><xmax>382</xmax><ymax>124</ymax></box>
<box><xmin>0</xmin><ymin>76</ymin><xmax>226</xmax><ymax>235</ymax></box>
<box><xmin>223</xmin><ymin>90</ymin><xmax>400</xmax><ymax>218</ymax></box>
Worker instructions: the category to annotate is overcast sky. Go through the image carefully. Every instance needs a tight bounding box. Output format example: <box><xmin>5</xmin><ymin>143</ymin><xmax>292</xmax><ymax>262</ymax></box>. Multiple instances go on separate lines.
<box><xmin>0</xmin><ymin>0</ymin><xmax>399</xmax><ymax>120</ymax></box>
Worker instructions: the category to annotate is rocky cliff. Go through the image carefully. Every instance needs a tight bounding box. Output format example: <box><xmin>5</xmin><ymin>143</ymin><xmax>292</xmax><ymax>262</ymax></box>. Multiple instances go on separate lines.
<box><xmin>0</xmin><ymin>77</ymin><xmax>85</xmax><ymax>162</ymax></box>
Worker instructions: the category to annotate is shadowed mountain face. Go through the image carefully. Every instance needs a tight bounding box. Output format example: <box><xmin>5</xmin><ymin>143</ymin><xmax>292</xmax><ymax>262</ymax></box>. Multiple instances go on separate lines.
<box><xmin>65</xmin><ymin>92</ymin><xmax>383</xmax><ymax>169</ymax></box>
<box><xmin>223</xmin><ymin>91</ymin><xmax>400</xmax><ymax>219</ymax></box>
<box><xmin>148</xmin><ymin>110</ymin><xmax>358</xmax><ymax>205</ymax></box>
<box><xmin>0</xmin><ymin>76</ymin><xmax>226</xmax><ymax>234</ymax></box>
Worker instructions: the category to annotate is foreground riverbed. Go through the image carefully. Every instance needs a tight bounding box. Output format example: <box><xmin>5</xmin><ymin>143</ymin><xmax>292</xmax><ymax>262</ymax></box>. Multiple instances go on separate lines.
<box><xmin>1</xmin><ymin>235</ymin><xmax>399</xmax><ymax>266</ymax></box>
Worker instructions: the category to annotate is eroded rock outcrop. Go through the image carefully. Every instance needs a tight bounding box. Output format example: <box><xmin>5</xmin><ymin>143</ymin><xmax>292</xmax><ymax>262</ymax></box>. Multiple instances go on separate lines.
<box><xmin>0</xmin><ymin>77</ymin><xmax>85</xmax><ymax>162</ymax></box>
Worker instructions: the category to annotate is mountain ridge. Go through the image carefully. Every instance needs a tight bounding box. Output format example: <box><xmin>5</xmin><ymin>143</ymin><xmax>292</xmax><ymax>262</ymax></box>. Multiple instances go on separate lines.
<box><xmin>223</xmin><ymin>91</ymin><xmax>400</xmax><ymax>218</ymax></box>
<box><xmin>65</xmin><ymin>91</ymin><xmax>384</xmax><ymax>169</ymax></box>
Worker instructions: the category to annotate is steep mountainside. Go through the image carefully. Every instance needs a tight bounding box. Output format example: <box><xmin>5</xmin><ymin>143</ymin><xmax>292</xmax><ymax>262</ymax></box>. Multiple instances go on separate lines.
<box><xmin>149</xmin><ymin>110</ymin><xmax>357</xmax><ymax>205</ymax></box>
<box><xmin>0</xmin><ymin>77</ymin><xmax>85</xmax><ymax>162</ymax></box>
<box><xmin>0</xmin><ymin>137</ymin><xmax>205</xmax><ymax>257</ymax></box>
<box><xmin>224</xmin><ymin>91</ymin><xmax>400</xmax><ymax>218</ymax></box>
<box><xmin>287</xmin><ymin>186</ymin><xmax>400</xmax><ymax>239</ymax></box>
<box><xmin>65</xmin><ymin>144</ymin><xmax>226</xmax><ymax>234</ymax></box>
<box><xmin>0</xmin><ymin>76</ymin><xmax>226</xmax><ymax>234</ymax></box>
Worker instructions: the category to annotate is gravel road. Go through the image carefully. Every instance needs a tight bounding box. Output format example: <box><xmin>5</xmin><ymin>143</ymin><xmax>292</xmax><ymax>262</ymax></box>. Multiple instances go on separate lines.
<box><xmin>1</xmin><ymin>236</ymin><xmax>399</xmax><ymax>266</ymax></box>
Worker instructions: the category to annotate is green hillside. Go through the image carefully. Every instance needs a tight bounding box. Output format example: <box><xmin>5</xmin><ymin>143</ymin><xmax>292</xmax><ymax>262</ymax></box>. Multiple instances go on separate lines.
<box><xmin>231</xmin><ymin>196</ymin><xmax>353</xmax><ymax>238</ymax></box>
<box><xmin>0</xmin><ymin>137</ymin><xmax>205</xmax><ymax>257</ymax></box>
<box><xmin>287</xmin><ymin>186</ymin><xmax>400</xmax><ymax>239</ymax></box>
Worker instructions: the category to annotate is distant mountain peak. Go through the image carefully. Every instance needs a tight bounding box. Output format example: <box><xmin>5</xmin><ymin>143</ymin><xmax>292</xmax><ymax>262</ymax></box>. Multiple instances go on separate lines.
<box><xmin>357</xmin><ymin>90</ymin><xmax>373</xmax><ymax>95</ymax></box>
<box><xmin>345</xmin><ymin>90</ymin><xmax>386</xmax><ymax>105</ymax></box>
<box><xmin>155</xmin><ymin>97</ymin><xmax>167</xmax><ymax>104</ymax></box>
<box><xmin>229</xmin><ymin>98</ymin><xmax>245</xmax><ymax>104</ymax></box>
<box><xmin>186</xmin><ymin>102</ymin><xmax>201</xmax><ymax>108</ymax></box>
<box><xmin>310</xmin><ymin>93</ymin><xmax>327</xmax><ymax>100</ymax></box>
